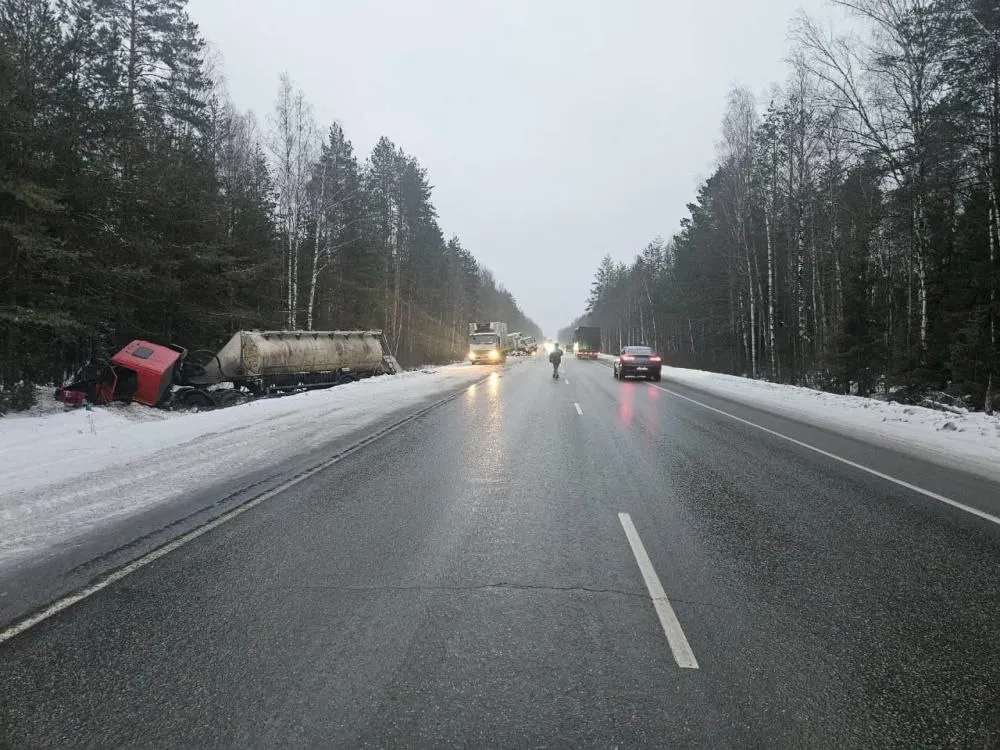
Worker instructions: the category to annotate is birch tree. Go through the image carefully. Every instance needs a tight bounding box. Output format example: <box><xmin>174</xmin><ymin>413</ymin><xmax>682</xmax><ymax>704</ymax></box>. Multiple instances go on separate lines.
<box><xmin>754</xmin><ymin>104</ymin><xmax>784</xmax><ymax>380</ymax></box>
<box><xmin>718</xmin><ymin>86</ymin><xmax>762</xmax><ymax>377</ymax></box>
<box><xmin>267</xmin><ymin>73</ymin><xmax>316</xmax><ymax>329</ymax></box>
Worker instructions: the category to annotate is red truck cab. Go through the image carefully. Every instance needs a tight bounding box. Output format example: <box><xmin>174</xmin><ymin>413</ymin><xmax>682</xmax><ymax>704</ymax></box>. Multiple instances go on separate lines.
<box><xmin>57</xmin><ymin>340</ymin><xmax>185</xmax><ymax>407</ymax></box>
<box><xmin>110</xmin><ymin>340</ymin><xmax>185</xmax><ymax>406</ymax></box>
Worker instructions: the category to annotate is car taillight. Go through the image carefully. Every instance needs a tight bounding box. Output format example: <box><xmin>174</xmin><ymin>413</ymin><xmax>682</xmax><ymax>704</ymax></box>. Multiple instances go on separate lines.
<box><xmin>650</xmin><ymin>355</ymin><xmax>661</xmax><ymax>362</ymax></box>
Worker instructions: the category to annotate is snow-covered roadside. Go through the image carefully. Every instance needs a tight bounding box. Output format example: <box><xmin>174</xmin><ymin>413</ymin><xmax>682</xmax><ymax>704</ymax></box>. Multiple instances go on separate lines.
<box><xmin>0</xmin><ymin>364</ymin><xmax>491</xmax><ymax>568</ymax></box>
<box><xmin>599</xmin><ymin>355</ymin><xmax>1000</xmax><ymax>484</ymax></box>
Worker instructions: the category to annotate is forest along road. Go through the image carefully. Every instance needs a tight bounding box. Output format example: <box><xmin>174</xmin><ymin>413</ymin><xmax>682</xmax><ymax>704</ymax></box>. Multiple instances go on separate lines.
<box><xmin>3</xmin><ymin>357</ymin><xmax>1000</xmax><ymax>748</ymax></box>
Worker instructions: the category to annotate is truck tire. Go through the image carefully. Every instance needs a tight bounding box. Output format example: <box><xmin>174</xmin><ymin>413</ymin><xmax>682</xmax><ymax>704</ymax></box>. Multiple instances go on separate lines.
<box><xmin>174</xmin><ymin>387</ymin><xmax>215</xmax><ymax>410</ymax></box>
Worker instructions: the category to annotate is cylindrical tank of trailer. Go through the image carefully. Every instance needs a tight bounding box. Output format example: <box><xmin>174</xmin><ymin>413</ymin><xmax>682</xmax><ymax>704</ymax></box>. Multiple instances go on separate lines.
<box><xmin>185</xmin><ymin>330</ymin><xmax>389</xmax><ymax>387</ymax></box>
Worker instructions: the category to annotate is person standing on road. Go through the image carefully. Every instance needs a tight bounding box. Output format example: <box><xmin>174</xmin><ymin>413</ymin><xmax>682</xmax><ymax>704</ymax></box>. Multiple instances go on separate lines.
<box><xmin>549</xmin><ymin>343</ymin><xmax>563</xmax><ymax>379</ymax></box>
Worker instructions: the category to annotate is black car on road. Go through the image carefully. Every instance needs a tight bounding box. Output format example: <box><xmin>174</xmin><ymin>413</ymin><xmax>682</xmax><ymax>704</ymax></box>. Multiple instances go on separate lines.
<box><xmin>613</xmin><ymin>345</ymin><xmax>662</xmax><ymax>381</ymax></box>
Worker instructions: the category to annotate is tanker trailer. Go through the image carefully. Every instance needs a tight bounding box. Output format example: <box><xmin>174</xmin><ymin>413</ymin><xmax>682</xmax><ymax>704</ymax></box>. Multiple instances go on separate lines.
<box><xmin>175</xmin><ymin>329</ymin><xmax>397</xmax><ymax>406</ymax></box>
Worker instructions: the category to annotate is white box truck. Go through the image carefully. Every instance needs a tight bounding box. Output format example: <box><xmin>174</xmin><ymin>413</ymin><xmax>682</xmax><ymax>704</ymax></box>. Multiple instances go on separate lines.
<box><xmin>468</xmin><ymin>321</ymin><xmax>508</xmax><ymax>364</ymax></box>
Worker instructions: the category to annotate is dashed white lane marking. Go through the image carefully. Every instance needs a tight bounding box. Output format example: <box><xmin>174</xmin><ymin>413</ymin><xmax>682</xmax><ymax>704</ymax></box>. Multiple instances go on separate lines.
<box><xmin>649</xmin><ymin>382</ymin><xmax>1000</xmax><ymax>528</ymax></box>
<box><xmin>574</xmin><ymin>402</ymin><xmax>583</xmax><ymax>415</ymax></box>
<box><xmin>618</xmin><ymin>512</ymin><xmax>699</xmax><ymax>669</ymax></box>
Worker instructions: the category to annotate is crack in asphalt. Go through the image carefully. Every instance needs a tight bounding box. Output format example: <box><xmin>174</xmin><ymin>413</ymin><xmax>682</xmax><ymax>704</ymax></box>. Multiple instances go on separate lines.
<box><xmin>116</xmin><ymin>582</ymin><xmax>727</xmax><ymax>609</ymax></box>
<box><xmin>273</xmin><ymin>582</ymin><xmax>651</xmax><ymax>598</ymax></box>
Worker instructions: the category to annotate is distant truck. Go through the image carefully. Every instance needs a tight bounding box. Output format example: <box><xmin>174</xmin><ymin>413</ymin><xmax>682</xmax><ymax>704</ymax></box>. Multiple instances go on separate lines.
<box><xmin>468</xmin><ymin>321</ymin><xmax>508</xmax><ymax>364</ymax></box>
<box><xmin>574</xmin><ymin>326</ymin><xmax>602</xmax><ymax>359</ymax></box>
<box><xmin>507</xmin><ymin>333</ymin><xmax>537</xmax><ymax>354</ymax></box>
<box><xmin>508</xmin><ymin>331</ymin><xmax>524</xmax><ymax>354</ymax></box>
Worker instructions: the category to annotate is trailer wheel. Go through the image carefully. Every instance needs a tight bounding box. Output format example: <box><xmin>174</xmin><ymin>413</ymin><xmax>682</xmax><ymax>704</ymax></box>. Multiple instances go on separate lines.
<box><xmin>336</xmin><ymin>373</ymin><xmax>358</xmax><ymax>385</ymax></box>
<box><xmin>175</xmin><ymin>388</ymin><xmax>215</xmax><ymax>410</ymax></box>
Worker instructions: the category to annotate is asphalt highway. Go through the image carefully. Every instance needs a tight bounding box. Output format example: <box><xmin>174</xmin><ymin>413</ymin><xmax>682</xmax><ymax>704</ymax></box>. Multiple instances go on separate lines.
<box><xmin>3</xmin><ymin>356</ymin><xmax>1000</xmax><ymax>748</ymax></box>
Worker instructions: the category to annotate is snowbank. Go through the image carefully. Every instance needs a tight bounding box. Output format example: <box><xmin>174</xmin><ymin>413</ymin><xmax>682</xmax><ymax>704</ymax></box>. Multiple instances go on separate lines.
<box><xmin>0</xmin><ymin>365</ymin><xmax>488</xmax><ymax>568</ymax></box>
<box><xmin>602</xmin><ymin>355</ymin><xmax>1000</xmax><ymax>484</ymax></box>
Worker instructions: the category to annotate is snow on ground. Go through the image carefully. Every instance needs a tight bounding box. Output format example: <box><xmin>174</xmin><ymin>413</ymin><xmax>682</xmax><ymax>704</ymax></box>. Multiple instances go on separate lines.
<box><xmin>599</xmin><ymin>354</ymin><xmax>1000</xmax><ymax>485</ymax></box>
<box><xmin>0</xmin><ymin>364</ymin><xmax>491</xmax><ymax>568</ymax></box>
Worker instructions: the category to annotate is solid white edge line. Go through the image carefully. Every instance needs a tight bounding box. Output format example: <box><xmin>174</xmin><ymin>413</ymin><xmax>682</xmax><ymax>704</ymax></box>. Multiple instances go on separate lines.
<box><xmin>618</xmin><ymin>512</ymin><xmax>699</xmax><ymax>669</ymax></box>
<box><xmin>650</xmin><ymin>382</ymin><xmax>1000</xmax><ymax>527</ymax></box>
<box><xmin>574</xmin><ymin>402</ymin><xmax>583</xmax><ymax>415</ymax></box>
<box><xmin>0</xmin><ymin>376</ymin><xmax>491</xmax><ymax>646</ymax></box>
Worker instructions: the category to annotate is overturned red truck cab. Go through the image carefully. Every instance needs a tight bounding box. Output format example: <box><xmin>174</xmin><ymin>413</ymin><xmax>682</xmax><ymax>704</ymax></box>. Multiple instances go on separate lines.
<box><xmin>56</xmin><ymin>340</ymin><xmax>186</xmax><ymax>407</ymax></box>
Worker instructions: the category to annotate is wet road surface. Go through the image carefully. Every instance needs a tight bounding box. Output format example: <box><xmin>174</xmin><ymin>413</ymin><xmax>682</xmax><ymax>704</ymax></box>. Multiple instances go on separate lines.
<box><xmin>3</xmin><ymin>357</ymin><xmax>1000</xmax><ymax>748</ymax></box>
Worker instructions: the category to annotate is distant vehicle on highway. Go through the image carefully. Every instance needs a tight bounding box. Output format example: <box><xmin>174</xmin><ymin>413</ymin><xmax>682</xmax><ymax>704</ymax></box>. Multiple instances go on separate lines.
<box><xmin>573</xmin><ymin>326</ymin><xmax>601</xmax><ymax>359</ymax></box>
<box><xmin>468</xmin><ymin>321</ymin><xmax>508</xmax><ymax>364</ymax></box>
<box><xmin>613</xmin><ymin>345</ymin><xmax>662</xmax><ymax>381</ymax></box>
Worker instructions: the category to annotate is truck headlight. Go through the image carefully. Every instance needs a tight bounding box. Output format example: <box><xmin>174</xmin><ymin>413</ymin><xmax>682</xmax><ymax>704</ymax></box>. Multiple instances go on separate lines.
<box><xmin>489</xmin><ymin>349</ymin><xmax>499</xmax><ymax>359</ymax></box>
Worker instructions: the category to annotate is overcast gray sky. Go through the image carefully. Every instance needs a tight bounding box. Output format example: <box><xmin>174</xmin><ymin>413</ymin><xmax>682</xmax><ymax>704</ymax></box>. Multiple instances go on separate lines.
<box><xmin>188</xmin><ymin>0</ymin><xmax>834</xmax><ymax>337</ymax></box>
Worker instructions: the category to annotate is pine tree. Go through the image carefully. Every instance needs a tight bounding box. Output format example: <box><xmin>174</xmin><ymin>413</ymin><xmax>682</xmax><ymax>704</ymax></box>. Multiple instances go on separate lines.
<box><xmin>0</xmin><ymin>0</ymin><xmax>86</xmax><ymax>385</ymax></box>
